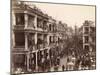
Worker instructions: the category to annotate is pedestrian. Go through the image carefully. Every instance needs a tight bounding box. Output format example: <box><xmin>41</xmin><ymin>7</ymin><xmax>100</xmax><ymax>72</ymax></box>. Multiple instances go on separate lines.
<box><xmin>62</xmin><ymin>65</ymin><xmax>65</xmax><ymax>71</ymax></box>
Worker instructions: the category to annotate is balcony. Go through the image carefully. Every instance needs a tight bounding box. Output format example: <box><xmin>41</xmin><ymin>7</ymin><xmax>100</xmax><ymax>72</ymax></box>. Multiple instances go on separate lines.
<box><xmin>84</xmin><ymin>26</ymin><xmax>89</xmax><ymax>35</ymax></box>
<box><xmin>27</xmin><ymin>15</ymin><xmax>35</xmax><ymax>30</ymax></box>
<box><xmin>84</xmin><ymin>31</ymin><xmax>89</xmax><ymax>34</ymax></box>
<box><xmin>13</xmin><ymin>47</ymin><xmax>25</xmax><ymax>50</ymax></box>
<box><xmin>36</xmin><ymin>44</ymin><xmax>44</xmax><ymax>50</ymax></box>
<box><xmin>13</xmin><ymin>25</ymin><xmax>24</xmax><ymax>30</ymax></box>
<box><xmin>43</xmin><ymin>26</ymin><xmax>48</xmax><ymax>32</ymax></box>
<box><xmin>12</xmin><ymin>46</ymin><xmax>29</xmax><ymax>53</ymax></box>
<box><xmin>49</xmin><ymin>42</ymin><xmax>56</xmax><ymax>48</ymax></box>
<box><xmin>35</xmin><ymin>42</ymin><xmax>48</xmax><ymax>50</ymax></box>
<box><xmin>43</xmin><ymin>42</ymin><xmax>48</xmax><ymax>48</ymax></box>
<box><xmin>36</xmin><ymin>23</ymin><xmax>43</xmax><ymax>32</ymax></box>
<box><xmin>43</xmin><ymin>21</ymin><xmax>48</xmax><ymax>32</ymax></box>
<box><xmin>37</xmin><ymin>18</ymin><xmax>43</xmax><ymax>31</ymax></box>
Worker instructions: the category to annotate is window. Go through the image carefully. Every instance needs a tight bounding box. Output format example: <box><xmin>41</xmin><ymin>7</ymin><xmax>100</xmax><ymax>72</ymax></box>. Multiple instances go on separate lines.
<box><xmin>84</xmin><ymin>20</ymin><xmax>89</xmax><ymax>26</ymax></box>
<box><xmin>52</xmin><ymin>25</ymin><xmax>54</xmax><ymax>32</ymax></box>
<box><xmin>49</xmin><ymin>36</ymin><xmax>51</xmax><ymax>43</ymax></box>
<box><xmin>84</xmin><ymin>45</ymin><xmax>89</xmax><ymax>51</ymax></box>
<box><xmin>28</xmin><ymin>15</ymin><xmax>35</xmax><ymax>28</ymax></box>
<box><xmin>37</xmin><ymin>18</ymin><xmax>43</xmax><ymax>28</ymax></box>
<box><xmin>84</xmin><ymin>36</ymin><xmax>89</xmax><ymax>43</ymax></box>
<box><xmin>15</xmin><ymin>32</ymin><xmax>25</xmax><ymax>46</ymax></box>
<box><xmin>53</xmin><ymin>36</ymin><xmax>55</xmax><ymax>43</ymax></box>
<box><xmin>43</xmin><ymin>21</ymin><xmax>47</xmax><ymax>30</ymax></box>
<box><xmin>90</xmin><ymin>27</ymin><xmax>95</xmax><ymax>33</ymax></box>
<box><xmin>49</xmin><ymin>24</ymin><xmax>51</xmax><ymax>31</ymax></box>
<box><xmin>84</xmin><ymin>27</ymin><xmax>89</xmax><ymax>34</ymax></box>
<box><xmin>16</xmin><ymin>13</ymin><xmax>24</xmax><ymax>25</ymax></box>
<box><xmin>49</xmin><ymin>36</ymin><xmax>53</xmax><ymax>43</ymax></box>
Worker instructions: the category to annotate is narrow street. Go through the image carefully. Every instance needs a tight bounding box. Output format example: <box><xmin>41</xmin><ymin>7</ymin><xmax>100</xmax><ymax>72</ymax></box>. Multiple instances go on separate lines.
<box><xmin>11</xmin><ymin>1</ymin><xmax>96</xmax><ymax>74</ymax></box>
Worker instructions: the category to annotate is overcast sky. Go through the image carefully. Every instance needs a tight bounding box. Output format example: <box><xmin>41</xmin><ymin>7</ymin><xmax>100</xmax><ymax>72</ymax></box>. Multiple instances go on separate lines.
<box><xmin>25</xmin><ymin>1</ymin><xmax>95</xmax><ymax>28</ymax></box>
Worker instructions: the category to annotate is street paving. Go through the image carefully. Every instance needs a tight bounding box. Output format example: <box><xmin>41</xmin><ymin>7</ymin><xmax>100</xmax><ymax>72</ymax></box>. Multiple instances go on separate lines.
<box><xmin>50</xmin><ymin>56</ymin><xmax>68</xmax><ymax>71</ymax></box>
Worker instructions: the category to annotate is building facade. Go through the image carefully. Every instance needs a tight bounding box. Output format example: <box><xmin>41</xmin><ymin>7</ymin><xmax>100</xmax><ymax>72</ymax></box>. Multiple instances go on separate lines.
<box><xmin>83</xmin><ymin>20</ymin><xmax>95</xmax><ymax>52</ymax></box>
<box><xmin>11</xmin><ymin>0</ymin><xmax>68</xmax><ymax>73</ymax></box>
<box><xmin>82</xmin><ymin>20</ymin><xmax>96</xmax><ymax>68</ymax></box>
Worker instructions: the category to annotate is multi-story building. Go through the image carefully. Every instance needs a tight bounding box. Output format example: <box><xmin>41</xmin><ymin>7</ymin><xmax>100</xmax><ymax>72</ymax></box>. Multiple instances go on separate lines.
<box><xmin>57</xmin><ymin>21</ymin><xmax>68</xmax><ymax>41</ymax></box>
<box><xmin>82</xmin><ymin>20</ymin><xmax>96</xmax><ymax>68</ymax></box>
<box><xmin>83</xmin><ymin>20</ymin><xmax>95</xmax><ymax>52</ymax></box>
<box><xmin>55</xmin><ymin>21</ymin><xmax>68</xmax><ymax>56</ymax></box>
<box><xmin>11</xmin><ymin>0</ymin><xmax>59</xmax><ymax>73</ymax></box>
<box><xmin>11</xmin><ymin>0</ymin><xmax>69</xmax><ymax>73</ymax></box>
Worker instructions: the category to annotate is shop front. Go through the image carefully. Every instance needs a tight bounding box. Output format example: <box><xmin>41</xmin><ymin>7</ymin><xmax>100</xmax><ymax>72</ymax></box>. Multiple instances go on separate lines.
<box><xmin>12</xmin><ymin>54</ymin><xmax>27</xmax><ymax>73</ymax></box>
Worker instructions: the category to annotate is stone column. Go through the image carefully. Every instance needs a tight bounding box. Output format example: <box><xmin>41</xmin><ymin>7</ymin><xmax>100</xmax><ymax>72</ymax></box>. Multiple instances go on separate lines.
<box><xmin>34</xmin><ymin>15</ymin><xmax>37</xmax><ymax>30</ymax></box>
<box><xmin>25</xmin><ymin>13</ymin><xmax>28</xmax><ymax>28</ymax></box>
<box><xmin>12</xmin><ymin>11</ymin><xmax>16</xmax><ymax>25</ymax></box>
<box><xmin>47</xmin><ymin>48</ymin><xmax>50</xmax><ymax>59</ymax></box>
<box><xmin>25</xmin><ymin>33</ymin><xmax>28</xmax><ymax>50</ymax></box>
<box><xmin>35</xmin><ymin>51</ymin><xmax>38</xmax><ymax>72</ymax></box>
<box><xmin>35</xmin><ymin>32</ymin><xmax>37</xmax><ymax>45</ymax></box>
<box><xmin>25</xmin><ymin>33</ymin><xmax>30</xmax><ymax>71</ymax></box>
<box><xmin>12</xmin><ymin>12</ymin><xmax>16</xmax><ymax>47</ymax></box>
<box><xmin>47</xmin><ymin>34</ymin><xmax>50</xmax><ymax>46</ymax></box>
<box><xmin>27</xmin><ymin>52</ymin><xmax>30</xmax><ymax>72</ymax></box>
<box><xmin>12</xmin><ymin>31</ymin><xmax>15</xmax><ymax>47</ymax></box>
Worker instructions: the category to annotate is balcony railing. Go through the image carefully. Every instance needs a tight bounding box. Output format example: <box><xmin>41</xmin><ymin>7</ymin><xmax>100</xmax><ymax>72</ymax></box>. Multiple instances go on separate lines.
<box><xmin>13</xmin><ymin>25</ymin><xmax>24</xmax><ymax>30</ymax></box>
<box><xmin>12</xmin><ymin>46</ymin><xmax>25</xmax><ymax>51</ymax></box>
<box><xmin>84</xmin><ymin>31</ymin><xmax>89</xmax><ymax>34</ymax></box>
<box><xmin>43</xmin><ymin>42</ymin><xmax>48</xmax><ymax>48</ymax></box>
<box><xmin>28</xmin><ymin>24</ymin><xmax>35</xmax><ymax>28</ymax></box>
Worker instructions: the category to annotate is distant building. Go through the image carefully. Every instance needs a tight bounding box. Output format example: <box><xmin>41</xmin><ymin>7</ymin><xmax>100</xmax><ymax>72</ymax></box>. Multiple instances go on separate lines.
<box><xmin>57</xmin><ymin>21</ymin><xmax>68</xmax><ymax>41</ymax></box>
<box><xmin>83</xmin><ymin>20</ymin><xmax>96</xmax><ymax>57</ymax></box>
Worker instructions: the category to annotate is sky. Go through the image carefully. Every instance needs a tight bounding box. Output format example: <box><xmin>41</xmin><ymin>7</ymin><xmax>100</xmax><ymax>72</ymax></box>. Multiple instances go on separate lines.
<box><xmin>24</xmin><ymin>1</ymin><xmax>95</xmax><ymax>28</ymax></box>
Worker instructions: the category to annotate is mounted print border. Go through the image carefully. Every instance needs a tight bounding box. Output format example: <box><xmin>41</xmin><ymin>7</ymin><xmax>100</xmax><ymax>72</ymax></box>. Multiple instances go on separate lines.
<box><xmin>11</xmin><ymin>0</ymin><xmax>96</xmax><ymax>74</ymax></box>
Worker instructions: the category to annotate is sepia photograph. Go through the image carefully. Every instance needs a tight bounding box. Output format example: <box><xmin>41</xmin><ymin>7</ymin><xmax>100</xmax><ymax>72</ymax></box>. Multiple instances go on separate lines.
<box><xmin>11</xmin><ymin>0</ymin><xmax>96</xmax><ymax>74</ymax></box>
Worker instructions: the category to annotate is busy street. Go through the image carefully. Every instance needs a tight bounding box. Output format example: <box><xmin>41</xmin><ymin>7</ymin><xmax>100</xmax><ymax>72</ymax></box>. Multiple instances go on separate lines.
<box><xmin>11</xmin><ymin>0</ymin><xmax>96</xmax><ymax>74</ymax></box>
